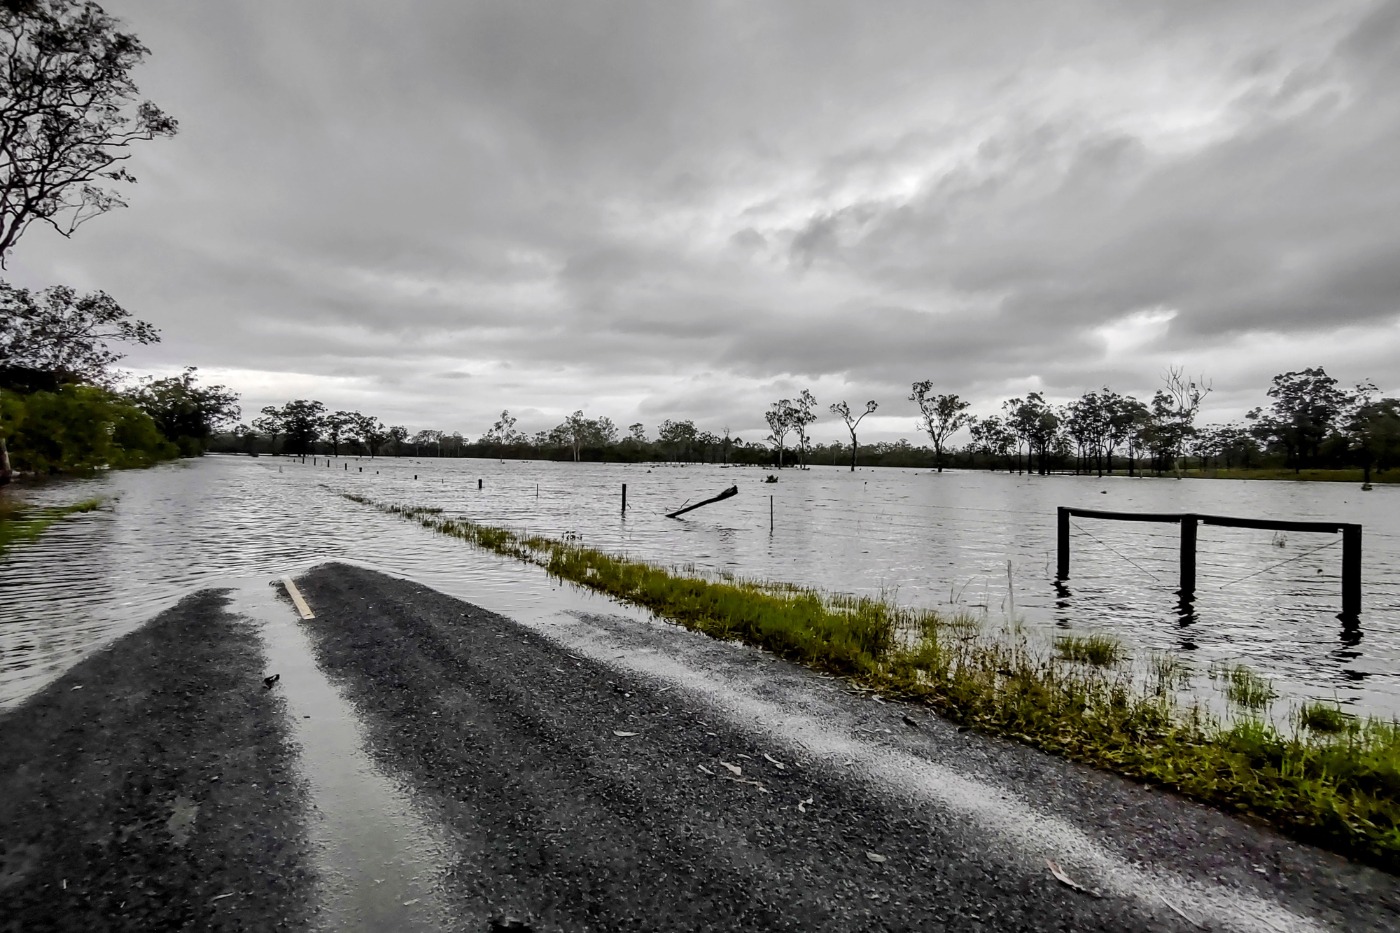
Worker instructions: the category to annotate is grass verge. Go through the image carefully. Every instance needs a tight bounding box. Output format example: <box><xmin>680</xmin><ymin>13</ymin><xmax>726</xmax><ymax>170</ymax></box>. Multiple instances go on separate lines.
<box><xmin>343</xmin><ymin>492</ymin><xmax>1400</xmax><ymax>872</ymax></box>
<box><xmin>0</xmin><ymin>496</ymin><xmax>104</xmax><ymax>555</ymax></box>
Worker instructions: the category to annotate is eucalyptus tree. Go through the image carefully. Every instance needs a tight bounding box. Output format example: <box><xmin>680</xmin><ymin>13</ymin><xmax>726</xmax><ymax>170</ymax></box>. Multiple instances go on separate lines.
<box><xmin>1347</xmin><ymin>391</ymin><xmax>1400</xmax><ymax>484</ymax></box>
<box><xmin>1003</xmin><ymin>393</ymin><xmax>1059</xmax><ymax>475</ymax></box>
<box><xmin>1249</xmin><ymin>367</ymin><xmax>1350</xmax><ymax>472</ymax></box>
<box><xmin>126</xmin><ymin>367</ymin><xmax>239</xmax><ymax>454</ymax></box>
<box><xmin>790</xmin><ymin>389</ymin><xmax>818</xmax><ymax>468</ymax></box>
<box><xmin>910</xmin><ymin>381</ymin><xmax>971</xmax><ymax>473</ymax></box>
<box><xmin>266</xmin><ymin>400</ymin><xmax>325</xmax><ymax>456</ymax></box>
<box><xmin>482</xmin><ymin>409</ymin><xmax>520</xmax><ymax>445</ymax></box>
<box><xmin>386</xmin><ymin>424</ymin><xmax>408</xmax><ymax>456</ymax></box>
<box><xmin>830</xmin><ymin>399</ymin><xmax>878</xmax><ymax>471</ymax></box>
<box><xmin>764</xmin><ymin>399</ymin><xmax>797</xmax><ymax>468</ymax></box>
<box><xmin>1153</xmin><ymin>367</ymin><xmax>1211</xmax><ymax>475</ymax></box>
<box><xmin>0</xmin><ymin>0</ymin><xmax>178</xmax><ymax>263</ymax></box>
<box><xmin>349</xmin><ymin>412</ymin><xmax>386</xmax><ymax>457</ymax></box>
<box><xmin>967</xmin><ymin>415</ymin><xmax>1014</xmax><ymax>470</ymax></box>
<box><xmin>658</xmin><ymin>418</ymin><xmax>698</xmax><ymax>462</ymax></box>
<box><xmin>323</xmin><ymin>410</ymin><xmax>353</xmax><ymax>456</ymax></box>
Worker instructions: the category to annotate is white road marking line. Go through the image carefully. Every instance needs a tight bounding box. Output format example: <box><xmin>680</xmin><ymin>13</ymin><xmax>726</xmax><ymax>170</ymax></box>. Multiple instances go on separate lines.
<box><xmin>281</xmin><ymin>576</ymin><xmax>315</xmax><ymax>619</ymax></box>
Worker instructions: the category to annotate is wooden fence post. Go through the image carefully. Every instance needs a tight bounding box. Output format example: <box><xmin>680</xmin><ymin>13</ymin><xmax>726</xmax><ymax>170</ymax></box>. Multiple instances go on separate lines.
<box><xmin>1179</xmin><ymin>515</ymin><xmax>1198</xmax><ymax>597</ymax></box>
<box><xmin>1056</xmin><ymin>507</ymin><xmax>1070</xmax><ymax>579</ymax></box>
<box><xmin>1343</xmin><ymin>524</ymin><xmax>1362</xmax><ymax>618</ymax></box>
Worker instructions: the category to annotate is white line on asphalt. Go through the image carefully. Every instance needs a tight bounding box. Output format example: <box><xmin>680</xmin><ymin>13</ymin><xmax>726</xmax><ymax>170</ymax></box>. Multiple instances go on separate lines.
<box><xmin>281</xmin><ymin>576</ymin><xmax>315</xmax><ymax>619</ymax></box>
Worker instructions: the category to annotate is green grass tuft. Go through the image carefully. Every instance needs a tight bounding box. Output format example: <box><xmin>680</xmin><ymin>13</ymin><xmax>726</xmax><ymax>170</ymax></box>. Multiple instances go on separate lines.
<box><xmin>1212</xmin><ymin>663</ymin><xmax>1278</xmax><ymax>710</ymax></box>
<box><xmin>1053</xmin><ymin>634</ymin><xmax>1126</xmax><ymax>667</ymax></box>
<box><xmin>1299</xmin><ymin>701</ymin><xmax>1353</xmax><ymax>735</ymax></box>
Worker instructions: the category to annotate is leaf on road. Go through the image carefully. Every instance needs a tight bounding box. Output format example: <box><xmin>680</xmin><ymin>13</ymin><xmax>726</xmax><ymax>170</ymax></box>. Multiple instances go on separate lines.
<box><xmin>797</xmin><ymin>797</ymin><xmax>814</xmax><ymax>813</ymax></box>
<box><xmin>697</xmin><ymin>764</ymin><xmax>714</xmax><ymax>775</ymax></box>
<box><xmin>1045</xmin><ymin>859</ymin><xmax>1102</xmax><ymax>898</ymax></box>
<box><xmin>763</xmin><ymin>753</ymin><xmax>787</xmax><ymax>770</ymax></box>
<box><xmin>865</xmin><ymin>851</ymin><xmax>888</xmax><ymax>863</ymax></box>
<box><xmin>726</xmin><ymin>776</ymin><xmax>769</xmax><ymax>792</ymax></box>
<box><xmin>720</xmin><ymin>761</ymin><xmax>742</xmax><ymax>775</ymax></box>
<box><xmin>613</xmin><ymin>730</ymin><xmax>639</xmax><ymax>737</ymax></box>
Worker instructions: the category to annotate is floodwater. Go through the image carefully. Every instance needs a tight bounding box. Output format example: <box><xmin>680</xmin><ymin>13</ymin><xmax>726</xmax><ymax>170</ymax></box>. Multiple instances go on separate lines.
<box><xmin>2</xmin><ymin>454</ymin><xmax>1398</xmax><ymax>716</ymax></box>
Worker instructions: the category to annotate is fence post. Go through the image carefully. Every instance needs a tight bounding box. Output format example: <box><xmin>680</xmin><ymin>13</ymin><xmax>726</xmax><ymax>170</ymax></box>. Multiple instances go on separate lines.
<box><xmin>621</xmin><ymin>483</ymin><xmax>627</xmax><ymax>514</ymax></box>
<box><xmin>1179</xmin><ymin>514</ymin><xmax>1198</xmax><ymax>597</ymax></box>
<box><xmin>1342</xmin><ymin>524</ymin><xmax>1362</xmax><ymax>618</ymax></box>
<box><xmin>1056</xmin><ymin>507</ymin><xmax>1070</xmax><ymax>579</ymax></box>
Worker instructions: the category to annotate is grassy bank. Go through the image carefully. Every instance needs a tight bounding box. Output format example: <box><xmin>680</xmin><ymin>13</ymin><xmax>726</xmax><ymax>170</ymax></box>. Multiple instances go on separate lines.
<box><xmin>343</xmin><ymin>492</ymin><xmax>1400</xmax><ymax>872</ymax></box>
<box><xmin>0</xmin><ymin>496</ymin><xmax>103</xmax><ymax>555</ymax></box>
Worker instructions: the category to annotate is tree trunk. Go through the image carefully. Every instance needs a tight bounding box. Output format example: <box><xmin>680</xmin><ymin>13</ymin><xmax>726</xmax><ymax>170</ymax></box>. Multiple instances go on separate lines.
<box><xmin>0</xmin><ymin>435</ymin><xmax>11</xmax><ymax>486</ymax></box>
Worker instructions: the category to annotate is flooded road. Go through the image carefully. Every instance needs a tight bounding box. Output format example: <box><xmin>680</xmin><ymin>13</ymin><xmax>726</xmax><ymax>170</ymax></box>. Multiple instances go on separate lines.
<box><xmin>2</xmin><ymin>454</ymin><xmax>1398</xmax><ymax>715</ymax></box>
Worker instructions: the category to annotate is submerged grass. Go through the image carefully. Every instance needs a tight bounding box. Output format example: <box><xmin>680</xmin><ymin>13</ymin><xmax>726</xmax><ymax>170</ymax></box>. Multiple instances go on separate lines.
<box><xmin>0</xmin><ymin>497</ymin><xmax>104</xmax><ymax>556</ymax></box>
<box><xmin>1053</xmin><ymin>634</ymin><xmax>1126</xmax><ymax>667</ymax></box>
<box><xmin>344</xmin><ymin>491</ymin><xmax>1400</xmax><ymax>872</ymax></box>
<box><xmin>1211</xmin><ymin>662</ymin><xmax>1279</xmax><ymax>710</ymax></box>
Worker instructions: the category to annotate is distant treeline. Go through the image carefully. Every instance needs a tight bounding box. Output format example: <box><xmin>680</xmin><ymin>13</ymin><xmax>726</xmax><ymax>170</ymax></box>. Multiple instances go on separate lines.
<box><xmin>214</xmin><ymin>366</ymin><xmax>1399</xmax><ymax>482</ymax></box>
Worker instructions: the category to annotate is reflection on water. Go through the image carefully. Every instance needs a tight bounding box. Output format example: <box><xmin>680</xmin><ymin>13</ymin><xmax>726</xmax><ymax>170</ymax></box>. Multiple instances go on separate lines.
<box><xmin>2</xmin><ymin>455</ymin><xmax>1398</xmax><ymax>715</ymax></box>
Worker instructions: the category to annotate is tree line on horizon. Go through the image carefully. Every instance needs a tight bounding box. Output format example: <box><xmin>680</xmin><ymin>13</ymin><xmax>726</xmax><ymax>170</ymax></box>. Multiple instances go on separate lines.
<box><xmin>216</xmin><ymin>365</ymin><xmax>1400</xmax><ymax>483</ymax></box>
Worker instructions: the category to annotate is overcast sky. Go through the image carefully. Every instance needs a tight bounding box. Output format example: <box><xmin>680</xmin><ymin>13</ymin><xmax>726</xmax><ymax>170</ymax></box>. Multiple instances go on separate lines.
<box><xmin>8</xmin><ymin>0</ymin><xmax>1400</xmax><ymax>444</ymax></box>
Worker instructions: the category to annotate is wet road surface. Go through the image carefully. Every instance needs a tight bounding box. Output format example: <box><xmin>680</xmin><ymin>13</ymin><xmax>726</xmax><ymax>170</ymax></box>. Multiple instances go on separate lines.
<box><xmin>2</xmin><ymin>562</ymin><xmax>1398</xmax><ymax>931</ymax></box>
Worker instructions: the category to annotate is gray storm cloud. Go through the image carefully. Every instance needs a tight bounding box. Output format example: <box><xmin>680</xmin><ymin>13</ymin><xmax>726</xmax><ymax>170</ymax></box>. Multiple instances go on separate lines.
<box><xmin>5</xmin><ymin>0</ymin><xmax>1397</xmax><ymax>441</ymax></box>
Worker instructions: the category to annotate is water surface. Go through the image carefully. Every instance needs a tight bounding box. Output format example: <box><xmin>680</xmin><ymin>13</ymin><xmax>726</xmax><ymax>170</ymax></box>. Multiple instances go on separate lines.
<box><xmin>2</xmin><ymin>455</ymin><xmax>1396</xmax><ymax>715</ymax></box>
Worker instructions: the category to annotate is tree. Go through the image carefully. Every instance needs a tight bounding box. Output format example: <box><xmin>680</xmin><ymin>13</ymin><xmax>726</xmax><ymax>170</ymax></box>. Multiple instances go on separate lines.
<box><xmin>1152</xmin><ymin>366</ymin><xmax>1210</xmax><ymax>475</ymax></box>
<box><xmin>0</xmin><ymin>279</ymin><xmax>157</xmax><ymax>481</ymax></box>
<box><xmin>909</xmin><ymin>382</ymin><xmax>971</xmax><ymax>473</ymax></box>
<box><xmin>551</xmin><ymin>409</ymin><xmax>608</xmax><ymax>462</ymax></box>
<box><xmin>323</xmin><ymin>410</ymin><xmax>353</xmax><ymax>457</ymax></box>
<box><xmin>787</xmin><ymin>389</ymin><xmax>818</xmax><ymax>468</ymax></box>
<box><xmin>658</xmin><ymin>418</ymin><xmax>698</xmax><ymax>462</ymax></box>
<box><xmin>1003</xmin><ymin>393</ymin><xmax>1059</xmax><ymax>475</ymax></box>
<box><xmin>1251</xmin><ymin>367</ymin><xmax>1352</xmax><ymax>472</ymax></box>
<box><xmin>764</xmin><ymin>399</ymin><xmax>797</xmax><ymax>468</ymax></box>
<box><xmin>1101</xmin><ymin>390</ymin><xmax>1143</xmax><ymax>476</ymax></box>
<box><xmin>0</xmin><ymin>281</ymin><xmax>157</xmax><ymax>382</ymax></box>
<box><xmin>1346</xmin><ymin>385</ymin><xmax>1400</xmax><ymax>484</ymax></box>
<box><xmin>385</xmin><ymin>424</ymin><xmax>408</xmax><ymax>455</ymax></box>
<box><xmin>252</xmin><ymin>408</ymin><xmax>283</xmax><ymax>454</ymax></box>
<box><xmin>0</xmin><ymin>0</ymin><xmax>177</xmax><ymax>264</ymax></box>
<box><xmin>349</xmin><ymin>411</ymin><xmax>385</xmax><ymax>457</ymax></box>
<box><xmin>482</xmin><ymin>409</ymin><xmax>519</xmax><ymax>445</ymax></box>
<box><xmin>628</xmin><ymin>422</ymin><xmax>647</xmax><ymax>443</ymax></box>
<box><xmin>271</xmin><ymin>399</ymin><xmax>325</xmax><ymax>456</ymax></box>
<box><xmin>830</xmin><ymin>399</ymin><xmax>877</xmax><ymax>471</ymax></box>
<box><xmin>126</xmin><ymin>366</ymin><xmax>239</xmax><ymax>455</ymax></box>
<box><xmin>968</xmin><ymin>415</ymin><xmax>1016</xmax><ymax>470</ymax></box>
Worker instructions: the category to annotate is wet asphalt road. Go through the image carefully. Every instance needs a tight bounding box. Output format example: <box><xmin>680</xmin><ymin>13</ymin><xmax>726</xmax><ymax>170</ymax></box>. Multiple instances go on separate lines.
<box><xmin>292</xmin><ymin>563</ymin><xmax>1399</xmax><ymax>933</ymax></box>
<box><xmin>2</xmin><ymin>562</ymin><xmax>1399</xmax><ymax>931</ymax></box>
<box><xmin>0</xmin><ymin>591</ymin><xmax>310</xmax><ymax>933</ymax></box>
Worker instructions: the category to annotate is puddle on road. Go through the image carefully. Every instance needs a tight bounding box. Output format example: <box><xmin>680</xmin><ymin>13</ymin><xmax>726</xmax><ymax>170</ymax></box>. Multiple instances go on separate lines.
<box><xmin>228</xmin><ymin>579</ymin><xmax>462</xmax><ymax>933</ymax></box>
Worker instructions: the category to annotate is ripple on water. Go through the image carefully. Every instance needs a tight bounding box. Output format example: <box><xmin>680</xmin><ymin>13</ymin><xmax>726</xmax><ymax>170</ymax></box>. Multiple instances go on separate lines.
<box><xmin>1</xmin><ymin>455</ymin><xmax>1398</xmax><ymax>716</ymax></box>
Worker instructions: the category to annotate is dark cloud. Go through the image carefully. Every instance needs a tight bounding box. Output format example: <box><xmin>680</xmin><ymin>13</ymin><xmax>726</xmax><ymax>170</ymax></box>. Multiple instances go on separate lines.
<box><xmin>4</xmin><ymin>0</ymin><xmax>1396</xmax><ymax>443</ymax></box>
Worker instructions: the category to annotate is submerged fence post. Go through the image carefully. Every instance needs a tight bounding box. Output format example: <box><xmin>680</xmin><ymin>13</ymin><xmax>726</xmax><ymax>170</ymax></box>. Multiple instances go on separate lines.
<box><xmin>1342</xmin><ymin>524</ymin><xmax>1362</xmax><ymax>618</ymax></box>
<box><xmin>478</xmin><ymin>478</ymin><xmax>482</xmax><ymax>490</ymax></box>
<box><xmin>1179</xmin><ymin>514</ymin><xmax>1198</xmax><ymax>597</ymax></box>
<box><xmin>622</xmin><ymin>483</ymin><xmax>627</xmax><ymax>514</ymax></box>
<box><xmin>1056</xmin><ymin>507</ymin><xmax>1070</xmax><ymax>579</ymax></box>
<box><xmin>770</xmin><ymin>495</ymin><xmax>774</xmax><ymax>532</ymax></box>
